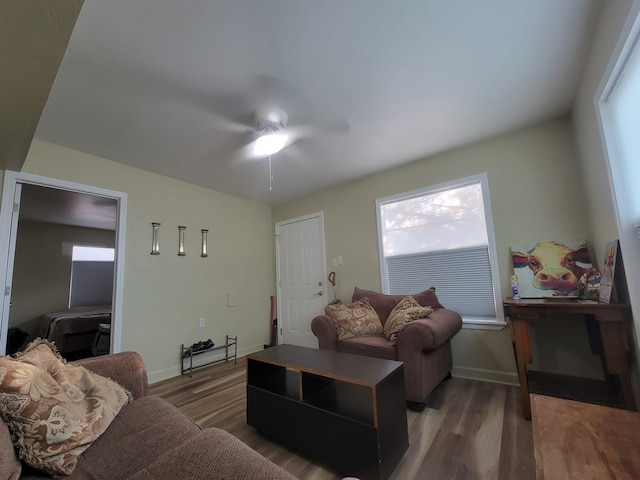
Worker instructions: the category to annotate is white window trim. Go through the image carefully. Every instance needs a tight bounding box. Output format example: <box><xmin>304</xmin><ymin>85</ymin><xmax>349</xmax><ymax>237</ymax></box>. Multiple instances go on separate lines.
<box><xmin>376</xmin><ymin>172</ymin><xmax>505</xmax><ymax>329</ymax></box>
<box><xmin>593</xmin><ymin>1</ymin><xmax>640</xmax><ymax>342</ymax></box>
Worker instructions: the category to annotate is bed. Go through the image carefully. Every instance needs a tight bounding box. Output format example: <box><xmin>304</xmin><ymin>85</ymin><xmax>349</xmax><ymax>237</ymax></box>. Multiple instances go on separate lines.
<box><xmin>35</xmin><ymin>305</ymin><xmax>112</xmax><ymax>358</ymax></box>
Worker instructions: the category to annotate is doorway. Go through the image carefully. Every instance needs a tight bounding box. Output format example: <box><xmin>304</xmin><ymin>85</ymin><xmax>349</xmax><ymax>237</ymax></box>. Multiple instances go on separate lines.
<box><xmin>275</xmin><ymin>212</ymin><xmax>327</xmax><ymax>348</ymax></box>
<box><xmin>0</xmin><ymin>171</ymin><xmax>127</xmax><ymax>356</ymax></box>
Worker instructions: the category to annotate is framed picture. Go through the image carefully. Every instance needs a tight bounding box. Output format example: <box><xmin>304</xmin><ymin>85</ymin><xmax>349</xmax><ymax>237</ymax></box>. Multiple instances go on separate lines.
<box><xmin>511</xmin><ymin>240</ymin><xmax>593</xmax><ymax>298</ymax></box>
<box><xmin>599</xmin><ymin>240</ymin><xmax>619</xmax><ymax>303</ymax></box>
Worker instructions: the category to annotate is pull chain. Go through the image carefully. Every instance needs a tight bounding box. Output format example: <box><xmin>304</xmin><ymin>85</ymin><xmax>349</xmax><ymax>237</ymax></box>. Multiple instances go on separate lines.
<box><xmin>269</xmin><ymin>154</ymin><xmax>273</xmax><ymax>191</ymax></box>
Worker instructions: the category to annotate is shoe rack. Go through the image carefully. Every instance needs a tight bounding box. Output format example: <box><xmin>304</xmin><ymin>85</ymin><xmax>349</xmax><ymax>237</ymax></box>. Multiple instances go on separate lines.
<box><xmin>180</xmin><ymin>334</ymin><xmax>237</xmax><ymax>378</ymax></box>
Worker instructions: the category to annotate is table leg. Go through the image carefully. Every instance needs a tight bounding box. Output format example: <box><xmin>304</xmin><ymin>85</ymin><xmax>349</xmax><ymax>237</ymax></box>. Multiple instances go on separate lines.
<box><xmin>599</xmin><ymin>320</ymin><xmax>637</xmax><ymax>411</ymax></box>
<box><xmin>510</xmin><ymin>317</ymin><xmax>533</xmax><ymax>420</ymax></box>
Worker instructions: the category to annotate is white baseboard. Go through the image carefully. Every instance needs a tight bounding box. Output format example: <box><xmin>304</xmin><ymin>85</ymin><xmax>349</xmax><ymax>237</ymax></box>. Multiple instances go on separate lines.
<box><xmin>148</xmin><ymin>366</ymin><xmax>181</xmax><ymax>384</ymax></box>
<box><xmin>452</xmin><ymin>365</ymin><xmax>519</xmax><ymax>386</ymax></box>
<box><xmin>148</xmin><ymin>342</ymin><xmax>267</xmax><ymax>384</ymax></box>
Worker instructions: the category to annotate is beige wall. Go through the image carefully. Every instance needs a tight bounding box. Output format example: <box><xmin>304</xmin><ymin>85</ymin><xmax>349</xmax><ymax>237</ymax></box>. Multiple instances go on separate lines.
<box><xmin>13</xmin><ymin>139</ymin><xmax>275</xmax><ymax>382</ymax></box>
<box><xmin>274</xmin><ymin>117</ymin><xmax>605</xmax><ymax>384</ymax></box>
<box><xmin>10</xmin><ymin>220</ymin><xmax>115</xmax><ymax>336</ymax></box>
<box><xmin>4</xmin><ymin>3</ymin><xmax>635</xmax><ymax>391</ymax></box>
<box><xmin>572</xmin><ymin>0</ymin><xmax>640</xmax><ymax>394</ymax></box>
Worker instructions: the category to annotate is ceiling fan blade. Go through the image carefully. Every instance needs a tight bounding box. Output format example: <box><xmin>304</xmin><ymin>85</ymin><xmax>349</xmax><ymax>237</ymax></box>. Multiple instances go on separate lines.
<box><xmin>205</xmin><ymin>111</ymin><xmax>254</xmax><ymax>134</ymax></box>
<box><xmin>289</xmin><ymin>117</ymin><xmax>350</xmax><ymax>141</ymax></box>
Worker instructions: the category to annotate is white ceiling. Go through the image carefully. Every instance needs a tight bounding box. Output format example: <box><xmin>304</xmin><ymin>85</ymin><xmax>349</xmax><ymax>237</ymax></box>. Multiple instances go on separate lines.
<box><xmin>19</xmin><ymin>184</ymin><xmax>117</xmax><ymax>231</ymax></box>
<box><xmin>35</xmin><ymin>0</ymin><xmax>600</xmax><ymax>206</ymax></box>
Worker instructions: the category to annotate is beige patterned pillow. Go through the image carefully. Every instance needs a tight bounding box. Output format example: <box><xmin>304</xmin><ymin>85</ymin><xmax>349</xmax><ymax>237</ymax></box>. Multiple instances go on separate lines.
<box><xmin>0</xmin><ymin>340</ymin><xmax>131</xmax><ymax>476</ymax></box>
<box><xmin>384</xmin><ymin>295</ymin><xmax>433</xmax><ymax>346</ymax></box>
<box><xmin>325</xmin><ymin>297</ymin><xmax>383</xmax><ymax>341</ymax></box>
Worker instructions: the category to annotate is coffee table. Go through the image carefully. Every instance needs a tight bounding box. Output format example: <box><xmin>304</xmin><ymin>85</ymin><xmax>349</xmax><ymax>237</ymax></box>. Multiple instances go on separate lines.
<box><xmin>246</xmin><ymin>344</ymin><xmax>409</xmax><ymax>480</ymax></box>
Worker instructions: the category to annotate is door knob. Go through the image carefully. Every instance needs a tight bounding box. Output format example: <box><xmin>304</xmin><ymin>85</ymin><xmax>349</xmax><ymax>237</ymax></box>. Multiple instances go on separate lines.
<box><xmin>318</xmin><ymin>281</ymin><xmax>323</xmax><ymax>286</ymax></box>
<box><xmin>314</xmin><ymin>291</ymin><xmax>323</xmax><ymax>296</ymax></box>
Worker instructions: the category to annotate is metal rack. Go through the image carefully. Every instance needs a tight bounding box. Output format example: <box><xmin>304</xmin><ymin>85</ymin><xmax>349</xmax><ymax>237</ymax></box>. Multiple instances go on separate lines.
<box><xmin>180</xmin><ymin>335</ymin><xmax>237</xmax><ymax>378</ymax></box>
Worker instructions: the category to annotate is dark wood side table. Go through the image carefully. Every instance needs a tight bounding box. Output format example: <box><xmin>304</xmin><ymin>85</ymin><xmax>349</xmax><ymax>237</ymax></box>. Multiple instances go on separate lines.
<box><xmin>504</xmin><ymin>298</ymin><xmax>636</xmax><ymax>420</ymax></box>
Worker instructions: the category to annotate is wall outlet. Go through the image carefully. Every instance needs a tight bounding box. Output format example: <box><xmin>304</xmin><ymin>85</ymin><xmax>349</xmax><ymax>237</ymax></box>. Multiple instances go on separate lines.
<box><xmin>337</xmin><ymin>255</ymin><xmax>343</xmax><ymax>265</ymax></box>
<box><xmin>199</xmin><ymin>318</ymin><xmax>205</xmax><ymax>328</ymax></box>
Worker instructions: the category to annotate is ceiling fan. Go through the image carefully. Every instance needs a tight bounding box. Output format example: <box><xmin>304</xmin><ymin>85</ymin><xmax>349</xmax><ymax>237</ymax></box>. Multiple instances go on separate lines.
<box><xmin>207</xmin><ymin>76</ymin><xmax>350</xmax><ymax>161</ymax></box>
<box><xmin>252</xmin><ymin>107</ymin><xmax>291</xmax><ymax>156</ymax></box>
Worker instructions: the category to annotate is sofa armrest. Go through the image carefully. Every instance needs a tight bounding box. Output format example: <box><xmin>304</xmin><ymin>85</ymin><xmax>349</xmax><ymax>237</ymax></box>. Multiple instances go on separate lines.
<box><xmin>73</xmin><ymin>351</ymin><xmax>149</xmax><ymax>399</ymax></box>
<box><xmin>396</xmin><ymin>308</ymin><xmax>462</xmax><ymax>352</ymax></box>
<box><xmin>311</xmin><ymin>315</ymin><xmax>338</xmax><ymax>350</ymax></box>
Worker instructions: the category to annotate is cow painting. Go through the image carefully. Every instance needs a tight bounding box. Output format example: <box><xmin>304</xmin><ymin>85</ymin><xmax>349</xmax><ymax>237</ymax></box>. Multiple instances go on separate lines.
<box><xmin>511</xmin><ymin>241</ymin><xmax>593</xmax><ymax>297</ymax></box>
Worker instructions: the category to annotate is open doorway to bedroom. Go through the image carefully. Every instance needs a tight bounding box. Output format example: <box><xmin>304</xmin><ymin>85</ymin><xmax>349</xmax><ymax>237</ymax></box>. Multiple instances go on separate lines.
<box><xmin>0</xmin><ymin>171</ymin><xmax>127</xmax><ymax>359</ymax></box>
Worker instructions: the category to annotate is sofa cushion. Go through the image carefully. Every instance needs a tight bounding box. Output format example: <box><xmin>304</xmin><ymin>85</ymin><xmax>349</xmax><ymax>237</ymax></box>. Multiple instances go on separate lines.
<box><xmin>0</xmin><ymin>419</ymin><xmax>21</xmax><ymax>479</ymax></box>
<box><xmin>338</xmin><ymin>335</ymin><xmax>397</xmax><ymax>361</ymax></box>
<box><xmin>71</xmin><ymin>395</ymin><xmax>202</xmax><ymax>479</ymax></box>
<box><xmin>352</xmin><ymin>287</ymin><xmax>443</xmax><ymax>325</ymax></box>
<box><xmin>384</xmin><ymin>296</ymin><xmax>433</xmax><ymax>346</ymax></box>
<box><xmin>125</xmin><ymin>427</ymin><xmax>297</xmax><ymax>480</ymax></box>
<box><xmin>0</xmin><ymin>340</ymin><xmax>130</xmax><ymax>476</ymax></box>
<box><xmin>325</xmin><ymin>298</ymin><xmax>383</xmax><ymax>341</ymax></box>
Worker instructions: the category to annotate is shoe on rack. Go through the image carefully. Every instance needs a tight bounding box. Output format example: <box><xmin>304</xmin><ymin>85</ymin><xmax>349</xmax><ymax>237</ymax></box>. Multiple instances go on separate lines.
<box><xmin>190</xmin><ymin>341</ymin><xmax>205</xmax><ymax>352</ymax></box>
<box><xmin>201</xmin><ymin>339</ymin><xmax>214</xmax><ymax>350</ymax></box>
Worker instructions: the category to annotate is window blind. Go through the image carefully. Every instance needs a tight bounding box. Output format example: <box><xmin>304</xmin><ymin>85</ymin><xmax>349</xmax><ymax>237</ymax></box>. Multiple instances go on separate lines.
<box><xmin>385</xmin><ymin>246</ymin><xmax>496</xmax><ymax>318</ymax></box>
<box><xmin>69</xmin><ymin>261</ymin><xmax>114</xmax><ymax>307</ymax></box>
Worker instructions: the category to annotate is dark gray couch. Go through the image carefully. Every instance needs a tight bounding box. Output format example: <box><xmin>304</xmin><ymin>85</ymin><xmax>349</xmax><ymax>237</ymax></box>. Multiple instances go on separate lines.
<box><xmin>1</xmin><ymin>351</ymin><xmax>297</xmax><ymax>480</ymax></box>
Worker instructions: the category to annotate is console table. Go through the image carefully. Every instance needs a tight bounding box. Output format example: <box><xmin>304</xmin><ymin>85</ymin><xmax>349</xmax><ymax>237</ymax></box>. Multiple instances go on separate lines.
<box><xmin>504</xmin><ymin>298</ymin><xmax>636</xmax><ymax>420</ymax></box>
<box><xmin>246</xmin><ymin>344</ymin><xmax>408</xmax><ymax>480</ymax></box>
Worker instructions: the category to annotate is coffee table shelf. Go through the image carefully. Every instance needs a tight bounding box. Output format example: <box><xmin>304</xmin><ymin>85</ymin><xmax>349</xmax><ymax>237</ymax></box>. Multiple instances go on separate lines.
<box><xmin>246</xmin><ymin>344</ymin><xmax>408</xmax><ymax>480</ymax></box>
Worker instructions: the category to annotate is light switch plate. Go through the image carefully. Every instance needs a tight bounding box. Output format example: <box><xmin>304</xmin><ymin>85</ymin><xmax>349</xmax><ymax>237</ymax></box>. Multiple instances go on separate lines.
<box><xmin>227</xmin><ymin>293</ymin><xmax>237</xmax><ymax>307</ymax></box>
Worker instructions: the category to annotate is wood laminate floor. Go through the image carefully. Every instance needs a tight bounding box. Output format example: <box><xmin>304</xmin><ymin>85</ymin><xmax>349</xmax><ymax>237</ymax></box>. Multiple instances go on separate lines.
<box><xmin>149</xmin><ymin>356</ymin><xmax>535</xmax><ymax>480</ymax></box>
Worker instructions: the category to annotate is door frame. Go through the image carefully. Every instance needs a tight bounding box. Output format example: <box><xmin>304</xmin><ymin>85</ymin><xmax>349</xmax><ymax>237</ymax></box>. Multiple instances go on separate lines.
<box><xmin>275</xmin><ymin>211</ymin><xmax>327</xmax><ymax>345</ymax></box>
<box><xmin>0</xmin><ymin>170</ymin><xmax>127</xmax><ymax>355</ymax></box>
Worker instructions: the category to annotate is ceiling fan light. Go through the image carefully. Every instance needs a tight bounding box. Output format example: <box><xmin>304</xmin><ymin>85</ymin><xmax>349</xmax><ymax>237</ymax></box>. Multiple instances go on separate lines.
<box><xmin>253</xmin><ymin>132</ymin><xmax>289</xmax><ymax>156</ymax></box>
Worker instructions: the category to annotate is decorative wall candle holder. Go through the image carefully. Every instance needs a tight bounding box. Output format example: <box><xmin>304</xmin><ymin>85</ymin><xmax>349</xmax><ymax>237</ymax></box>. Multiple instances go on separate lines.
<box><xmin>201</xmin><ymin>229</ymin><xmax>209</xmax><ymax>257</ymax></box>
<box><xmin>178</xmin><ymin>226</ymin><xmax>186</xmax><ymax>256</ymax></box>
<box><xmin>151</xmin><ymin>222</ymin><xmax>161</xmax><ymax>255</ymax></box>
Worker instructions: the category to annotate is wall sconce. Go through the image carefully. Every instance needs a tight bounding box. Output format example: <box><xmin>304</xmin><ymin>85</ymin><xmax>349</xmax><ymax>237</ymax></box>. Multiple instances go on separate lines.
<box><xmin>178</xmin><ymin>226</ymin><xmax>186</xmax><ymax>256</ymax></box>
<box><xmin>151</xmin><ymin>222</ymin><xmax>161</xmax><ymax>255</ymax></box>
<box><xmin>201</xmin><ymin>229</ymin><xmax>209</xmax><ymax>257</ymax></box>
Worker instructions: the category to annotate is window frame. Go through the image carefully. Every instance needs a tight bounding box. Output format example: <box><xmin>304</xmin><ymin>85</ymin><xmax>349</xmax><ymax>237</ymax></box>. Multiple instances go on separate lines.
<box><xmin>376</xmin><ymin>172</ymin><xmax>505</xmax><ymax>329</ymax></box>
<box><xmin>594</xmin><ymin>1</ymin><xmax>640</xmax><ymax>332</ymax></box>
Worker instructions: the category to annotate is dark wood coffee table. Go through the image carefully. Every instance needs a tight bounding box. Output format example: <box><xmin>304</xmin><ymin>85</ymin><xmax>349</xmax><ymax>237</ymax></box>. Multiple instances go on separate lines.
<box><xmin>246</xmin><ymin>344</ymin><xmax>408</xmax><ymax>480</ymax></box>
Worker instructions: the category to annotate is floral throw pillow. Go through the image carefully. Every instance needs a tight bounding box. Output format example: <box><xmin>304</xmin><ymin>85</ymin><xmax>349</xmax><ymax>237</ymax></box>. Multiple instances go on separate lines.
<box><xmin>384</xmin><ymin>295</ymin><xmax>433</xmax><ymax>346</ymax></box>
<box><xmin>0</xmin><ymin>339</ymin><xmax>131</xmax><ymax>476</ymax></box>
<box><xmin>325</xmin><ymin>297</ymin><xmax>384</xmax><ymax>341</ymax></box>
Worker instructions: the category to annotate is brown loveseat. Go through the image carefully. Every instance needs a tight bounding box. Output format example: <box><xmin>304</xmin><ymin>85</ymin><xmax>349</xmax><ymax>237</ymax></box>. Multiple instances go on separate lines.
<box><xmin>311</xmin><ymin>287</ymin><xmax>463</xmax><ymax>410</ymax></box>
<box><xmin>1</xmin><ymin>351</ymin><xmax>297</xmax><ymax>480</ymax></box>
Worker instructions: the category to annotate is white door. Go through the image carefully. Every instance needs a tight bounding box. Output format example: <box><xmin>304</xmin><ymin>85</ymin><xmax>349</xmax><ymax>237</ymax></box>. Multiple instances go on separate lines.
<box><xmin>0</xmin><ymin>184</ymin><xmax>22</xmax><ymax>353</ymax></box>
<box><xmin>276</xmin><ymin>213</ymin><xmax>327</xmax><ymax>348</ymax></box>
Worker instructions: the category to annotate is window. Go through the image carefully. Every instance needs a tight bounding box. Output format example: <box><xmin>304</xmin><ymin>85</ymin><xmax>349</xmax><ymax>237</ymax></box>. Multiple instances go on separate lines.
<box><xmin>376</xmin><ymin>173</ymin><xmax>504</xmax><ymax>328</ymax></box>
<box><xmin>597</xmin><ymin>3</ymin><xmax>640</xmax><ymax>316</ymax></box>
<box><xmin>69</xmin><ymin>246</ymin><xmax>115</xmax><ymax>308</ymax></box>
